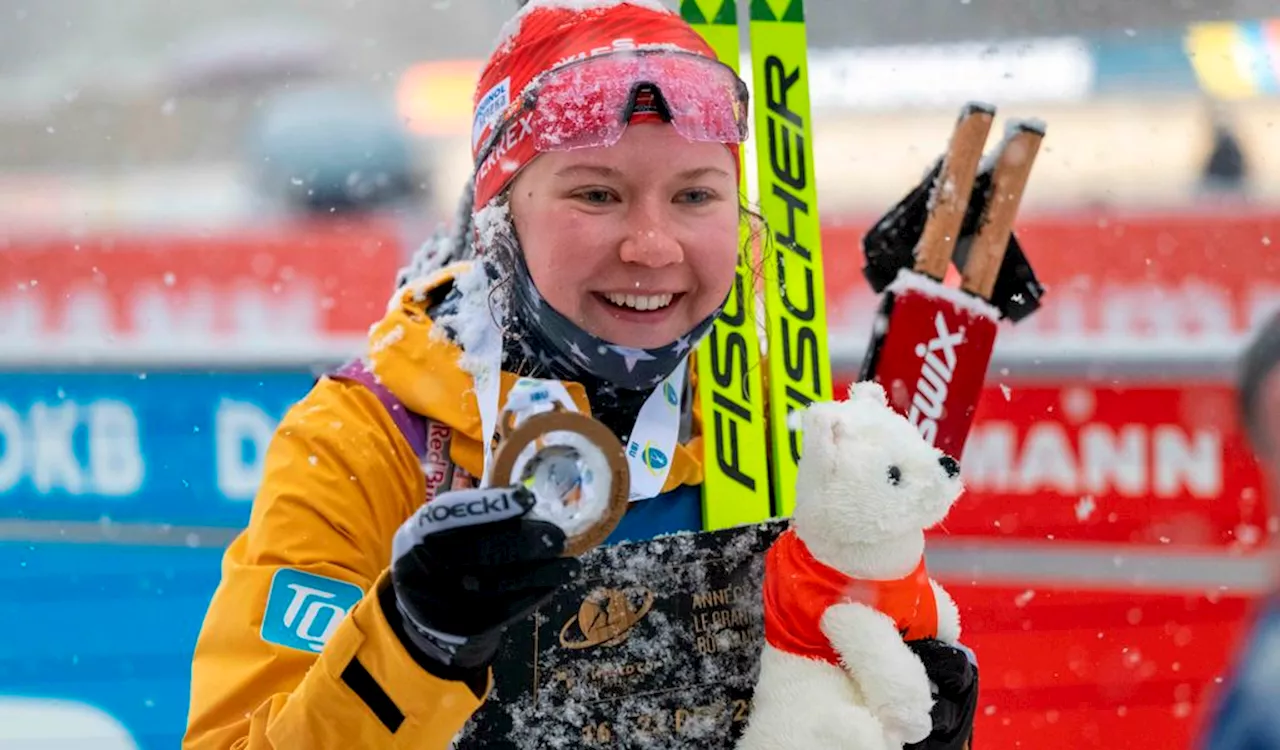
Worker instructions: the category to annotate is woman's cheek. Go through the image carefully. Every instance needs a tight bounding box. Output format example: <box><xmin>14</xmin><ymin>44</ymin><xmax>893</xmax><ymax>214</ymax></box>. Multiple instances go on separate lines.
<box><xmin>528</xmin><ymin>207</ymin><xmax>583</xmax><ymax>271</ymax></box>
<box><xmin>551</xmin><ymin>204</ymin><xmax>601</xmax><ymax>241</ymax></box>
<box><xmin>701</xmin><ymin>223</ymin><xmax>742</xmax><ymax>295</ymax></box>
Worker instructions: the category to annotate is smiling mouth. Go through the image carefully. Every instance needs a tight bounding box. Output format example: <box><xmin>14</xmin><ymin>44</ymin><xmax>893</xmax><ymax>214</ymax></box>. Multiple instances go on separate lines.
<box><xmin>600</xmin><ymin>292</ymin><xmax>678</xmax><ymax>312</ymax></box>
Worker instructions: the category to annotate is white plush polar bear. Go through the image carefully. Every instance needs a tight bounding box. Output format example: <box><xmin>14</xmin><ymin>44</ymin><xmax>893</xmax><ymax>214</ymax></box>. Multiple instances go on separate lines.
<box><xmin>736</xmin><ymin>382</ymin><xmax>966</xmax><ymax>750</ymax></box>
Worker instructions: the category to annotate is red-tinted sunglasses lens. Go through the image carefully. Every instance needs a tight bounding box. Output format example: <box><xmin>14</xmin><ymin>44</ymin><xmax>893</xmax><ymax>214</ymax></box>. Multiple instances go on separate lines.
<box><xmin>528</xmin><ymin>52</ymin><xmax>749</xmax><ymax>152</ymax></box>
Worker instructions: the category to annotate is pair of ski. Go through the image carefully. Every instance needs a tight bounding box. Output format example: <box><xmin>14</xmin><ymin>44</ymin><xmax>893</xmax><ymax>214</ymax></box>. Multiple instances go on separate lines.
<box><xmin>686</xmin><ymin>0</ymin><xmax>1046</xmax><ymax>528</ymax></box>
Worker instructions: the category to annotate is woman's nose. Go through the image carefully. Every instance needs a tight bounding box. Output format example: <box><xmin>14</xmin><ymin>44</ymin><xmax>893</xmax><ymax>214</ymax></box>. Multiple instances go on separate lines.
<box><xmin>618</xmin><ymin>207</ymin><xmax>684</xmax><ymax>267</ymax></box>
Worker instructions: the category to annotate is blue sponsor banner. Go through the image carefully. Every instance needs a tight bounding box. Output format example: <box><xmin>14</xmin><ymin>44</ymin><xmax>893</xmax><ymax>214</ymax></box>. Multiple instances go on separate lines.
<box><xmin>0</xmin><ymin>368</ymin><xmax>321</xmax><ymax>749</ymax></box>
<box><xmin>0</xmin><ymin>370</ymin><xmax>317</xmax><ymax>528</ymax></box>
<box><xmin>0</xmin><ymin>541</ymin><xmax>227</xmax><ymax>749</ymax></box>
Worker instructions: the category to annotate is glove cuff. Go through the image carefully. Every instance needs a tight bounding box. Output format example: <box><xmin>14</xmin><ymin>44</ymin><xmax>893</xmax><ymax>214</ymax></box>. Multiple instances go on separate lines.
<box><xmin>378</xmin><ymin>581</ymin><xmax>492</xmax><ymax>698</ymax></box>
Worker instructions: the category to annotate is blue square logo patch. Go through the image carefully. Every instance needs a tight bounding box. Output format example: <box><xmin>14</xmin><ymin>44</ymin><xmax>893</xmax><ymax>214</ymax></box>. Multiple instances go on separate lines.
<box><xmin>260</xmin><ymin>569</ymin><xmax>364</xmax><ymax>653</ymax></box>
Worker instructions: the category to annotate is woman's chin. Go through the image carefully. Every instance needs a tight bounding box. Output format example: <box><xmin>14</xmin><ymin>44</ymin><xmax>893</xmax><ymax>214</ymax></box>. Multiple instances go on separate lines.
<box><xmin>590</xmin><ymin>323</ymin><xmax>689</xmax><ymax>350</ymax></box>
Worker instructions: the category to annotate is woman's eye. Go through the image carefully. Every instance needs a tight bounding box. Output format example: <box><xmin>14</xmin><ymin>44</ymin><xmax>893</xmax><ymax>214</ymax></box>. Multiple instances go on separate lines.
<box><xmin>677</xmin><ymin>188</ymin><xmax>713</xmax><ymax>205</ymax></box>
<box><xmin>577</xmin><ymin>189</ymin><xmax>616</xmax><ymax>205</ymax></box>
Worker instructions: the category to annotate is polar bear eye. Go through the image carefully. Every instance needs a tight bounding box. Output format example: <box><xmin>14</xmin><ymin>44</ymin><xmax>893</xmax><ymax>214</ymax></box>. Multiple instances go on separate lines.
<box><xmin>887</xmin><ymin>465</ymin><xmax>902</xmax><ymax>485</ymax></box>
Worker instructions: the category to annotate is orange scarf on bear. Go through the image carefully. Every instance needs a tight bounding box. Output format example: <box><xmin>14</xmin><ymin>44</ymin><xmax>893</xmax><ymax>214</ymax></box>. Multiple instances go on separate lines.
<box><xmin>763</xmin><ymin>529</ymin><xmax>939</xmax><ymax>665</ymax></box>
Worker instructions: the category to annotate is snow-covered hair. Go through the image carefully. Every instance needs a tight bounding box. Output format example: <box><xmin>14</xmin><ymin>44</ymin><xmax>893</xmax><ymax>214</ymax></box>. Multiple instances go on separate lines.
<box><xmin>393</xmin><ymin>179</ymin><xmax>478</xmax><ymax>290</ymax></box>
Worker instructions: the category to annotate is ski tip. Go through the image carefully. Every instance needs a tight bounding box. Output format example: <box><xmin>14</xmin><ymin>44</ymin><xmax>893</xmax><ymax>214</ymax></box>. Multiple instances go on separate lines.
<box><xmin>960</xmin><ymin>101</ymin><xmax>997</xmax><ymax>118</ymax></box>
<box><xmin>1009</xmin><ymin>117</ymin><xmax>1048</xmax><ymax>137</ymax></box>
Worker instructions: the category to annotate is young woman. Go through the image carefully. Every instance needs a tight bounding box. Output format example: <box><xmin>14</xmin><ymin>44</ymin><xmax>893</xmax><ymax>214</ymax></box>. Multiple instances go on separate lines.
<box><xmin>183</xmin><ymin>2</ymin><xmax>977</xmax><ymax>748</ymax></box>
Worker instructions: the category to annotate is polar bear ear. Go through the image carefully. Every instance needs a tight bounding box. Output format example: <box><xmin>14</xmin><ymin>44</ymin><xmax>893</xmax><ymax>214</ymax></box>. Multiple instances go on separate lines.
<box><xmin>848</xmin><ymin>380</ymin><xmax>888</xmax><ymax>406</ymax></box>
<box><xmin>788</xmin><ymin>403</ymin><xmax>846</xmax><ymax>442</ymax></box>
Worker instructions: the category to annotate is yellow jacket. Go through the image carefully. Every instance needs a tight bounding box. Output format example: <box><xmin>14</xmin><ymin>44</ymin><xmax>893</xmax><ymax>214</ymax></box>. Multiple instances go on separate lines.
<box><xmin>183</xmin><ymin>264</ymin><xmax>705</xmax><ymax>749</ymax></box>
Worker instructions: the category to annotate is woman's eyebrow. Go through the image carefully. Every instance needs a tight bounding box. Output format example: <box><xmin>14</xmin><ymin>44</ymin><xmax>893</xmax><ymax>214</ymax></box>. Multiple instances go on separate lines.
<box><xmin>554</xmin><ymin>164</ymin><xmax>622</xmax><ymax>179</ymax></box>
<box><xmin>552</xmin><ymin>165</ymin><xmax>732</xmax><ymax>180</ymax></box>
<box><xmin>676</xmin><ymin>166</ymin><xmax>732</xmax><ymax>180</ymax></box>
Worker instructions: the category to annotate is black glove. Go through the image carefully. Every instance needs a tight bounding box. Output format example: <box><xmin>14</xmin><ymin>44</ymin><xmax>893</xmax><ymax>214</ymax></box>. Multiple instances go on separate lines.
<box><xmin>904</xmin><ymin>639</ymin><xmax>980</xmax><ymax>750</ymax></box>
<box><xmin>382</xmin><ymin>485</ymin><xmax>581</xmax><ymax>693</ymax></box>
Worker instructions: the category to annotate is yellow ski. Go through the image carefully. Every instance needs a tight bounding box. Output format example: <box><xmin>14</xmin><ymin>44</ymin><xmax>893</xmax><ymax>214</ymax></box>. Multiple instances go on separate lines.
<box><xmin>682</xmin><ymin>0</ymin><xmax>773</xmax><ymax>530</ymax></box>
<box><xmin>748</xmin><ymin>0</ymin><xmax>831</xmax><ymax>518</ymax></box>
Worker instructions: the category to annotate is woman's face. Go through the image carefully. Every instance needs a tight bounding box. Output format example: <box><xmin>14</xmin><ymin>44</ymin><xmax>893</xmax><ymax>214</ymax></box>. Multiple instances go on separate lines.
<box><xmin>508</xmin><ymin>122</ymin><xmax>739</xmax><ymax>349</ymax></box>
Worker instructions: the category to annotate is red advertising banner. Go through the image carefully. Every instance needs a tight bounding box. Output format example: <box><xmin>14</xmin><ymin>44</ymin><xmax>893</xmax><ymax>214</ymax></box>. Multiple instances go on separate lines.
<box><xmin>823</xmin><ymin>210</ymin><xmax>1280</xmax><ymax>350</ymax></box>
<box><xmin>955</xmin><ymin>581</ymin><xmax>1258</xmax><ymax>749</ymax></box>
<box><xmin>2</xmin><ymin>210</ymin><xmax>1277</xmax><ymax>359</ymax></box>
<box><xmin>5</xmin><ymin>208</ymin><xmax>1274</xmax><ymax>350</ymax></box>
<box><xmin>955</xmin><ymin>382</ymin><xmax>1268</xmax><ymax>550</ymax></box>
<box><xmin>834</xmin><ymin>377</ymin><xmax>1271</xmax><ymax>552</ymax></box>
<box><xmin>0</xmin><ymin>219</ymin><xmax>404</xmax><ymax>359</ymax></box>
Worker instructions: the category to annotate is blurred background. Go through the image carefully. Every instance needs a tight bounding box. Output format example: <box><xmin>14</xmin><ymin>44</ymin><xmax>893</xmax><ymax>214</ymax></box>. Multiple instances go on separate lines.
<box><xmin>1</xmin><ymin>0</ymin><xmax>1278</xmax><ymax>747</ymax></box>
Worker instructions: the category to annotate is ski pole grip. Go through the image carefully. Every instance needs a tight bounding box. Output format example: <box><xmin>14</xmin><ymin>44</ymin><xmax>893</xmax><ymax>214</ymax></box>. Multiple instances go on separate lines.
<box><xmin>913</xmin><ymin>102</ymin><xmax>995</xmax><ymax>281</ymax></box>
<box><xmin>961</xmin><ymin>121</ymin><xmax>1045</xmax><ymax>300</ymax></box>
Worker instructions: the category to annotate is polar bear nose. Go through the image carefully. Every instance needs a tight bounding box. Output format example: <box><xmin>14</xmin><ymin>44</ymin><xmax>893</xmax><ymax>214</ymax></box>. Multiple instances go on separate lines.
<box><xmin>939</xmin><ymin>455</ymin><xmax>960</xmax><ymax>478</ymax></box>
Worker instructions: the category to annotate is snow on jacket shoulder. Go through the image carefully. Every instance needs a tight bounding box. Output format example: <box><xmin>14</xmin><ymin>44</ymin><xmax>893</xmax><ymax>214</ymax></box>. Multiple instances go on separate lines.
<box><xmin>182</xmin><ymin>263</ymin><xmax>705</xmax><ymax>749</ymax></box>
